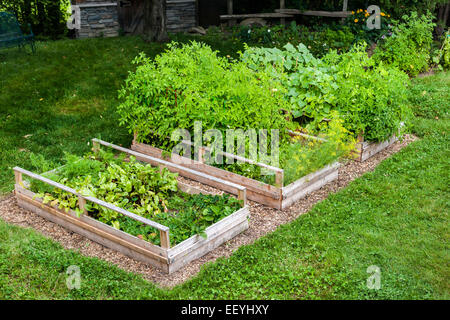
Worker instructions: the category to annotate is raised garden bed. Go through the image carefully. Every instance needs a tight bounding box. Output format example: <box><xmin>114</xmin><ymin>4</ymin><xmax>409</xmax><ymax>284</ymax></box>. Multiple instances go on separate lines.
<box><xmin>13</xmin><ymin>139</ymin><xmax>249</xmax><ymax>274</ymax></box>
<box><xmin>131</xmin><ymin>134</ymin><xmax>340</xmax><ymax>210</ymax></box>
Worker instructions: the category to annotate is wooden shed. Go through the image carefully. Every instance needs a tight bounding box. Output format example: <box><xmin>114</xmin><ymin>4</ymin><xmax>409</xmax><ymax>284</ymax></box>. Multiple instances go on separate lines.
<box><xmin>118</xmin><ymin>0</ymin><xmax>198</xmax><ymax>34</ymax></box>
<box><xmin>70</xmin><ymin>0</ymin><xmax>198</xmax><ymax>38</ymax></box>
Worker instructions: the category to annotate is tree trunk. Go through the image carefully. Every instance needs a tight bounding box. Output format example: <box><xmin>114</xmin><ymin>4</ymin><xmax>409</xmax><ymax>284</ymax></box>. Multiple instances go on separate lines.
<box><xmin>436</xmin><ymin>3</ymin><xmax>449</xmax><ymax>37</ymax></box>
<box><xmin>143</xmin><ymin>0</ymin><xmax>168</xmax><ymax>42</ymax></box>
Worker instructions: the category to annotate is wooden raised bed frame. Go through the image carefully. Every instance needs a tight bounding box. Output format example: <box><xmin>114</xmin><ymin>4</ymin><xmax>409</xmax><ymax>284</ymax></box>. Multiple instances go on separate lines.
<box><xmin>14</xmin><ymin>139</ymin><xmax>249</xmax><ymax>274</ymax></box>
<box><xmin>131</xmin><ymin>132</ymin><xmax>340</xmax><ymax>210</ymax></box>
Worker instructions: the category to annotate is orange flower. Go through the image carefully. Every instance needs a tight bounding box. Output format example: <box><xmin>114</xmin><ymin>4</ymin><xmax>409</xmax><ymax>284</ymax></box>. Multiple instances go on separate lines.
<box><xmin>354</xmin><ymin>19</ymin><xmax>359</xmax><ymax>23</ymax></box>
<box><xmin>381</xmin><ymin>12</ymin><xmax>386</xmax><ymax>17</ymax></box>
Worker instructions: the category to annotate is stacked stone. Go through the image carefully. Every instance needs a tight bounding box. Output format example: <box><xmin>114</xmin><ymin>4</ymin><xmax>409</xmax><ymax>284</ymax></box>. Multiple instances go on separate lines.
<box><xmin>76</xmin><ymin>2</ymin><xmax>119</xmax><ymax>38</ymax></box>
<box><xmin>166</xmin><ymin>0</ymin><xmax>197</xmax><ymax>32</ymax></box>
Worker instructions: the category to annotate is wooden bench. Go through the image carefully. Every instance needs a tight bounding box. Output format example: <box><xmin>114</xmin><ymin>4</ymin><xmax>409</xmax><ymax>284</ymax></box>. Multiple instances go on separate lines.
<box><xmin>0</xmin><ymin>12</ymin><xmax>35</xmax><ymax>53</ymax></box>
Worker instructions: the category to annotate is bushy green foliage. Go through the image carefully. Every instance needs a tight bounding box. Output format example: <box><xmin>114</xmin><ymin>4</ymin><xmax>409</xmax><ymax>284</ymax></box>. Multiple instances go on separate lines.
<box><xmin>29</xmin><ymin>149</ymin><xmax>242</xmax><ymax>246</ymax></box>
<box><xmin>313</xmin><ymin>26</ymin><xmax>356</xmax><ymax>55</ymax></box>
<box><xmin>242</xmin><ymin>43</ymin><xmax>337</xmax><ymax>124</ymax></box>
<box><xmin>344</xmin><ymin>8</ymin><xmax>393</xmax><ymax>44</ymax></box>
<box><xmin>231</xmin><ymin>22</ymin><xmax>355</xmax><ymax>57</ymax></box>
<box><xmin>118</xmin><ymin>41</ymin><xmax>292</xmax><ymax>147</ymax></box>
<box><xmin>285</xmin><ymin>0</ymin><xmax>446</xmax><ymax>20</ymax></box>
<box><xmin>280</xmin><ymin>117</ymin><xmax>354</xmax><ymax>185</ymax></box>
<box><xmin>0</xmin><ymin>0</ymin><xmax>69</xmax><ymax>39</ymax></box>
<box><xmin>324</xmin><ymin>44</ymin><xmax>411</xmax><ymax>141</ymax></box>
<box><xmin>373</xmin><ymin>12</ymin><xmax>435</xmax><ymax>76</ymax></box>
<box><xmin>243</xmin><ymin>42</ymin><xmax>411</xmax><ymax>142</ymax></box>
<box><xmin>358</xmin><ymin>0</ymin><xmax>447</xmax><ymax>20</ymax></box>
<box><xmin>118</xmin><ymin>41</ymin><xmax>358</xmax><ymax>185</ymax></box>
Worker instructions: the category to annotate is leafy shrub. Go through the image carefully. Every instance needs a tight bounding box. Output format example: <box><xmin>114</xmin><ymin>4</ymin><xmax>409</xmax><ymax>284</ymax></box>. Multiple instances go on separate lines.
<box><xmin>285</xmin><ymin>0</ymin><xmax>446</xmax><ymax>20</ymax></box>
<box><xmin>313</xmin><ymin>26</ymin><xmax>356</xmax><ymax>55</ymax></box>
<box><xmin>118</xmin><ymin>41</ymin><xmax>292</xmax><ymax>148</ymax></box>
<box><xmin>324</xmin><ymin>44</ymin><xmax>412</xmax><ymax>141</ymax></box>
<box><xmin>344</xmin><ymin>8</ymin><xmax>393</xmax><ymax>44</ymax></box>
<box><xmin>373</xmin><ymin>11</ymin><xmax>436</xmax><ymax>76</ymax></box>
<box><xmin>232</xmin><ymin>22</ymin><xmax>355</xmax><ymax>57</ymax></box>
<box><xmin>30</xmin><ymin>149</ymin><xmax>242</xmax><ymax>246</ymax></box>
<box><xmin>355</xmin><ymin>0</ymin><xmax>447</xmax><ymax>20</ymax></box>
<box><xmin>0</xmin><ymin>0</ymin><xmax>69</xmax><ymax>39</ymax></box>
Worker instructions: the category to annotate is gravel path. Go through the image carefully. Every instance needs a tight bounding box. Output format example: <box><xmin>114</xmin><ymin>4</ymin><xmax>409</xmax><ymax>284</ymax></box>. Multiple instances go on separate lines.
<box><xmin>0</xmin><ymin>135</ymin><xmax>417</xmax><ymax>287</ymax></box>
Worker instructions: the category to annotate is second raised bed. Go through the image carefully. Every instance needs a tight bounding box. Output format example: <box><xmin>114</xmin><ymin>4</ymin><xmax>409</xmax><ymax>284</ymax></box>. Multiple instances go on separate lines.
<box><xmin>131</xmin><ymin>136</ymin><xmax>340</xmax><ymax>210</ymax></box>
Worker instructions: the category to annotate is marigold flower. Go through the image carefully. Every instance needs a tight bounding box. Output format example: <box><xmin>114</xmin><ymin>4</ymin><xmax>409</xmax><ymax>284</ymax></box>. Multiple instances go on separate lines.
<box><xmin>354</xmin><ymin>19</ymin><xmax>359</xmax><ymax>23</ymax></box>
<box><xmin>381</xmin><ymin>12</ymin><xmax>386</xmax><ymax>16</ymax></box>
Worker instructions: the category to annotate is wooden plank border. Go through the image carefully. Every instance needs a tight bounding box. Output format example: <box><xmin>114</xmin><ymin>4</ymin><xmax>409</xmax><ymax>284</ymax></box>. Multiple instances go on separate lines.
<box><xmin>355</xmin><ymin>134</ymin><xmax>399</xmax><ymax>162</ymax></box>
<box><xmin>13</xmin><ymin>141</ymin><xmax>250</xmax><ymax>274</ymax></box>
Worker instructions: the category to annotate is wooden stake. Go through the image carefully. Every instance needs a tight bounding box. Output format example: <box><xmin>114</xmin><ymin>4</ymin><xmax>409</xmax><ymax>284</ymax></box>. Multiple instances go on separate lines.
<box><xmin>14</xmin><ymin>170</ymin><xmax>23</xmax><ymax>185</ymax></box>
<box><xmin>160</xmin><ymin>230</ymin><xmax>170</xmax><ymax>249</ymax></box>
<box><xmin>198</xmin><ymin>146</ymin><xmax>206</xmax><ymax>164</ymax></box>
<box><xmin>275</xmin><ymin>170</ymin><xmax>284</xmax><ymax>188</ymax></box>
<box><xmin>78</xmin><ymin>196</ymin><xmax>87</xmax><ymax>215</ymax></box>
<box><xmin>238</xmin><ymin>189</ymin><xmax>247</xmax><ymax>207</ymax></box>
<box><xmin>342</xmin><ymin>0</ymin><xmax>349</xmax><ymax>22</ymax></box>
<box><xmin>92</xmin><ymin>140</ymin><xmax>100</xmax><ymax>154</ymax></box>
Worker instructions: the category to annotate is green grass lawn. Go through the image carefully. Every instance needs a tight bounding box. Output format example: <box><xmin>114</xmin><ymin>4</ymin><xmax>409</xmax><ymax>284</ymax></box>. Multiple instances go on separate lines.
<box><xmin>0</xmin><ymin>35</ymin><xmax>242</xmax><ymax>195</ymax></box>
<box><xmin>0</xmin><ymin>37</ymin><xmax>448</xmax><ymax>299</ymax></box>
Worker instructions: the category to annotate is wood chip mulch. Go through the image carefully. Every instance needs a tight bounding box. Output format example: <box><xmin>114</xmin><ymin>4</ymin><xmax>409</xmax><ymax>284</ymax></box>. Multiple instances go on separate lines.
<box><xmin>0</xmin><ymin>135</ymin><xmax>417</xmax><ymax>287</ymax></box>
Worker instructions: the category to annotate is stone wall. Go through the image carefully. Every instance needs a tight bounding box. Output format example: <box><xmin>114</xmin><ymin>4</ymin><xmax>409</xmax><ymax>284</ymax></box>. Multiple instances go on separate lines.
<box><xmin>167</xmin><ymin>0</ymin><xmax>197</xmax><ymax>32</ymax></box>
<box><xmin>72</xmin><ymin>1</ymin><xmax>120</xmax><ymax>38</ymax></box>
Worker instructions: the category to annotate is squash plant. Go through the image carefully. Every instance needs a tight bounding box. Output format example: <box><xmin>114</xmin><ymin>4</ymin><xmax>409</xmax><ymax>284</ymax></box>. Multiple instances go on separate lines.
<box><xmin>241</xmin><ymin>43</ymin><xmax>338</xmax><ymax>125</ymax></box>
<box><xmin>242</xmin><ymin>42</ymin><xmax>411</xmax><ymax>142</ymax></box>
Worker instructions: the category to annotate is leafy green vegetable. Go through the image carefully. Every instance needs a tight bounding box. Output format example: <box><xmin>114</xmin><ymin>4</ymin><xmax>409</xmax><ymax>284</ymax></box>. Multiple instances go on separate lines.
<box><xmin>28</xmin><ymin>150</ymin><xmax>242</xmax><ymax>246</ymax></box>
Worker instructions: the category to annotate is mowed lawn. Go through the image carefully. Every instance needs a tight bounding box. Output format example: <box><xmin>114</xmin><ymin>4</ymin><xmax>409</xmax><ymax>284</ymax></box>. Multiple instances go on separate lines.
<box><xmin>0</xmin><ymin>35</ymin><xmax>242</xmax><ymax>194</ymax></box>
<box><xmin>0</xmin><ymin>38</ymin><xmax>448</xmax><ymax>299</ymax></box>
